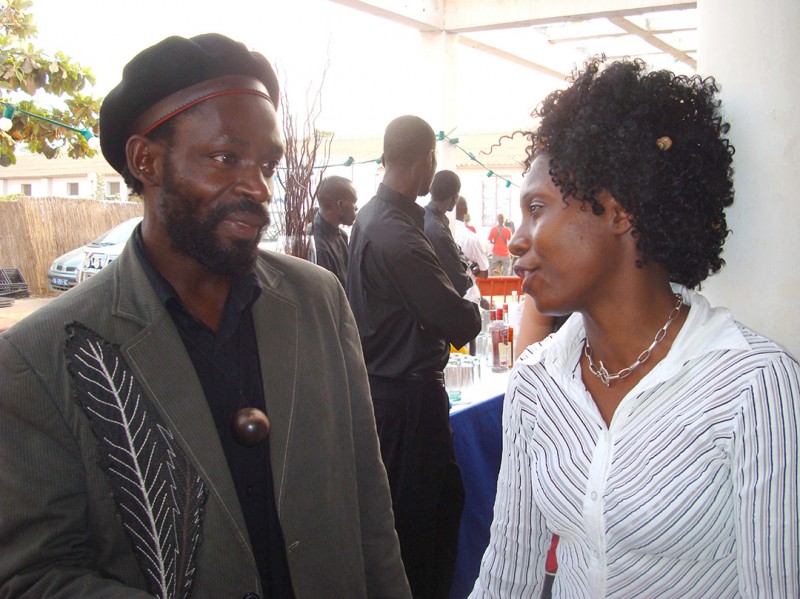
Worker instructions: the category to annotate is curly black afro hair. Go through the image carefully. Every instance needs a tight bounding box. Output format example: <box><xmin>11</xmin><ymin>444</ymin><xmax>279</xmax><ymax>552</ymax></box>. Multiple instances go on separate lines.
<box><xmin>524</xmin><ymin>57</ymin><xmax>735</xmax><ymax>289</ymax></box>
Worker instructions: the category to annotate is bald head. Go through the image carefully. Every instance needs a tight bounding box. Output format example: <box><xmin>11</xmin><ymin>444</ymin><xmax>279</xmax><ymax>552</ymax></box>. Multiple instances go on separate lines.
<box><xmin>430</xmin><ymin>170</ymin><xmax>461</xmax><ymax>213</ymax></box>
<box><xmin>455</xmin><ymin>196</ymin><xmax>469</xmax><ymax>221</ymax></box>
<box><xmin>317</xmin><ymin>176</ymin><xmax>357</xmax><ymax>226</ymax></box>
<box><xmin>382</xmin><ymin>115</ymin><xmax>436</xmax><ymax>167</ymax></box>
<box><xmin>381</xmin><ymin>115</ymin><xmax>437</xmax><ymax>198</ymax></box>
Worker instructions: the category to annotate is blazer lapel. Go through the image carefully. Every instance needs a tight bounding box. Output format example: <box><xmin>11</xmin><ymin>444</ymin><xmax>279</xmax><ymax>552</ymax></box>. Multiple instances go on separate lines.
<box><xmin>251</xmin><ymin>262</ymin><xmax>299</xmax><ymax>513</ymax></box>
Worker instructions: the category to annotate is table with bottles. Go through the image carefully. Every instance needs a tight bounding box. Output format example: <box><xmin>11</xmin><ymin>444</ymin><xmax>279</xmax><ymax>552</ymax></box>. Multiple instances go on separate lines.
<box><xmin>446</xmin><ymin>350</ymin><xmax>515</xmax><ymax>594</ymax></box>
<box><xmin>445</xmin><ymin>299</ymin><xmax>522</xmax><ymax>597</ymax></box>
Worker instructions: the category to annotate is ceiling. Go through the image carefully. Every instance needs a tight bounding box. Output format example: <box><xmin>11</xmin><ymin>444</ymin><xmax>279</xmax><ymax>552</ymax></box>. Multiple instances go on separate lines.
<box><xmin>327</xmin><ymin>0</ymin><xmax>698</xmax><ymax>82</ymax></box>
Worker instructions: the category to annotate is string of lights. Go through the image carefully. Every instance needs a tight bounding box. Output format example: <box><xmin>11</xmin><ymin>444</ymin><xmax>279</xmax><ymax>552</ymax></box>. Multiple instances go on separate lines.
<box><xmin>436</xmin><ymin>130</ymin><xmax>516</xmax><ymax>188</ymax></box>
<box><xmin>0</xmin><ymin>101</ymin><xmax>100</xmax><ymax>150</ymax></box>
<box><xmin>282</xmin><ymin>130</ymin><xmax>519</xmax><ymax>189</ymax></box>
<box><xmin>0</xmin><ymin>104</ymin><xmax>516</xmax><ymax>188</ymax></box>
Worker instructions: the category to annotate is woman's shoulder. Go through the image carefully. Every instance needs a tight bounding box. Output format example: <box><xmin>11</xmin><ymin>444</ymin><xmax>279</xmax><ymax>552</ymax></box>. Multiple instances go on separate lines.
<box><xmin>732</xmin><ymin>322</ymin><xmax>800</xmax><ymax>376</ymax></box>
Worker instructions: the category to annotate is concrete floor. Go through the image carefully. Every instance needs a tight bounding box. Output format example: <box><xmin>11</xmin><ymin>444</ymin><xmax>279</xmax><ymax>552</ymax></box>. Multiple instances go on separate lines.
<box><xmin>0</xmin><ymin>296</ymin><xmax>54</xmax><ymax>333</ymax></box>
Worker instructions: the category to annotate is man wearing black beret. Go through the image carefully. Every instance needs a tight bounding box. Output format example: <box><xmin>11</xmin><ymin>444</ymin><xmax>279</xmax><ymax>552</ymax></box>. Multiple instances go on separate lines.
<box><xmin>0</xmin><ymin>34</ymin><xmax>410</xmax><ymax>599</ymax></box>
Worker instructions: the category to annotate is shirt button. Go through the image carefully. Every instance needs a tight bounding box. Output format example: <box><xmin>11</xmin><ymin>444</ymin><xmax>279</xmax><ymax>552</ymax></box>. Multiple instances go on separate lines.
<box><xmin>242</xmin><ymin>594</ymin><xmax>260</xmax><ymax>599</ymax></box>
<box><xmin>591</xmin><ymin>491</ymin><xmax>598</xmax><ymax>500</ymax></box>
<box><xmin>246</xmin><ymin>485</ymin><xmax>255</xmax><ymax>496</ymax></box>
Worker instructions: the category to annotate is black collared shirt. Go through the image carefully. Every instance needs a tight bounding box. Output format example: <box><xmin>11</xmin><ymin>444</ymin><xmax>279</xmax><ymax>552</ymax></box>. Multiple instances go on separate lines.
<box><xmin>423</xmin><ymin>202</ymin><xmax>472</xmax><ymax>297</ymax></box>
<box><xmin>132</xmin><ymin>228</ymin><xmax>294</xmax><ymax>598</ymax></box>
<box><xmin>312</xmin><ymin>211</ymin><xmax>349</xmax><ymax>287</ymax></box>
<box><xmin>346</xmin><ymin>184</ymin><xmax>481</xmax><ymax>378</ymax></box>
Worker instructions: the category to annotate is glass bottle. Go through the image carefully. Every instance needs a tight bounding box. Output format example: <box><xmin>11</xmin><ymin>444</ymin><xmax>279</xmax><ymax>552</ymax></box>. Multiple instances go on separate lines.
<box><xmin>491</xmin><ymin>308</ymin><xmax>510</xmax><ymax>372</ymax></box>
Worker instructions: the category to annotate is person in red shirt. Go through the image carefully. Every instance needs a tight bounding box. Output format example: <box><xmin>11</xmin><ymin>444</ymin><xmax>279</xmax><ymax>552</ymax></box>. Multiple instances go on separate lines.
<box><xmin>487</xmin><ymin>214</ymin><xmax>512</xmax><ymax>275</ymax></box>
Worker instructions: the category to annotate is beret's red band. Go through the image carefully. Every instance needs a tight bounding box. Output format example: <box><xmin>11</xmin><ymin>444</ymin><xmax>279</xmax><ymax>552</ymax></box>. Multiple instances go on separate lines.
<box><xmin>129</xmin><ymin>74</ymin><xmax>273</xmax><ymax>137</ymax></box>
<box><xmin>140</xmin><ymin>88</ymin><xmax>271</xmax><ymax>136</ymax></box>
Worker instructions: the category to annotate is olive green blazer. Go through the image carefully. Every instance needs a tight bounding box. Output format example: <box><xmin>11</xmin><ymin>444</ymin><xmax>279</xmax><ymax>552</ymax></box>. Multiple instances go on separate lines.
<box><xmin>0</xmin><ymin>241</ymin><xmax>410</xmax><ymax>599</ymax></box>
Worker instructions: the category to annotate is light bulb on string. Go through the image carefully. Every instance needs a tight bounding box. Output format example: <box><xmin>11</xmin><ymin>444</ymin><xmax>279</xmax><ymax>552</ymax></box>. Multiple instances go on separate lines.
<box><xmin>80</xmin><ymin>129</ymin><xmax>100</xmax><ymax>150</ymax></box>
<box><xmin>0</xmin><ymin>105</ymin><xmax>15</xmax><ymax>132</ymax></box>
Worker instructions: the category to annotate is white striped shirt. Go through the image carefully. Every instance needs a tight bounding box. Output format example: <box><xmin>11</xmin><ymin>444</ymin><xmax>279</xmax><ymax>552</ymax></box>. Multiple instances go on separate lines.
<box><xmin>470</xmin><ymin>286</ymin><xmax>800</xmax><ymax>598</ymax></box>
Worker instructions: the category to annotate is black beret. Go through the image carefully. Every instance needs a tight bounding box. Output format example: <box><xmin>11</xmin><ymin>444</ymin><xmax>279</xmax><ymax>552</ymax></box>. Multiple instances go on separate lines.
<box><xmin>99</xmin><ymin>33</ymin><xmax>280</xmax><ymax>175</ymax></box>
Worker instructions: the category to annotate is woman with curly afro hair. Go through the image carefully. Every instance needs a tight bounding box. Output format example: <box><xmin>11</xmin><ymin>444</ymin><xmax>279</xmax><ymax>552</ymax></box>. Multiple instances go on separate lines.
<box><xmin>471</xmin><ymin>58</ymin><xmax>799</xmax><ymax>598</ymax></box>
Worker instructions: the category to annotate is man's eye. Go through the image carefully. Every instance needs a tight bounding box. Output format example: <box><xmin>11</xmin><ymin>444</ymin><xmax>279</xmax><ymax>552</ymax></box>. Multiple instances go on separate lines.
<box><xmin>261</xmin><ymin>160</ymin><xmax>279</xmax><ymax>176</ymax></box>
<box><xmin>212</xmin><ymin>153</ymin><xmax>236</xmax><ymax>164</ymax></box>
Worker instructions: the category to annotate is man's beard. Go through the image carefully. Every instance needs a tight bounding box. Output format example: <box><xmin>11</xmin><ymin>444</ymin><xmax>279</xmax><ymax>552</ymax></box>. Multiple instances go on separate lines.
<box><xmin>157</xmin><ymin>168</ymin><xmax>269</xmax><ymax>277</ymax></box>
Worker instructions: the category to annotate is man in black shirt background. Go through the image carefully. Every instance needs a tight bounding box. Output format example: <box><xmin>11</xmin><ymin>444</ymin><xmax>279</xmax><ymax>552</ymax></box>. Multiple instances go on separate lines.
<box><xmin>313</xmin><ymin>176</ymin><xmax>357</xmax><ymax>287</ymax></box>
<box><xmin>424</xmin><ymin>170</ymin><xmax>472</xmax><ymax>299</ymax></box>
<box><xmin>347</xmin><ymin>115</ymin><xmax>481</xmax><ymax>599</ymax></box>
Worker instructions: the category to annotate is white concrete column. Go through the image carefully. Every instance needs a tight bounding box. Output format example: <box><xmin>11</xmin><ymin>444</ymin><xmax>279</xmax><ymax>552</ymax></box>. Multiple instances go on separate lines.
<box><xmin>420</xmin><ymin>30</ymin><xmax>460</xmax><ymax>172</ymax></box>
<box><xmin>697</xmin><ymin>0</ymin><xmax>800</xmax><ymax>357</ymax></box>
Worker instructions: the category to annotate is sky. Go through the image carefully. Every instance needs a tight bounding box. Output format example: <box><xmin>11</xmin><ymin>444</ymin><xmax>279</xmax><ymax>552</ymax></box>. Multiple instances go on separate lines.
<box><xmin>28</xmin><ymin>0</ymin><xmax>563</xmax><ymax>140</ymax></box>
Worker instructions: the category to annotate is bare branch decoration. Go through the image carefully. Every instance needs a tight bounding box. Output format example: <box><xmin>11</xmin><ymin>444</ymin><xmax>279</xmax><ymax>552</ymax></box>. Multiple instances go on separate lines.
<box><xmin>274</xmin><ymin>63</ymin><xmax>333</xmax><ymax>260</ymax></box>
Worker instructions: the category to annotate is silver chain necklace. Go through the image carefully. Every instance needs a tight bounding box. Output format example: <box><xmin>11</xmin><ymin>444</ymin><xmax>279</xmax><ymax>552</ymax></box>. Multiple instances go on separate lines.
<box><xmin>584</xmin><ymin>293</ymin><xmax>683</xmax><ymax>387</ymax></box>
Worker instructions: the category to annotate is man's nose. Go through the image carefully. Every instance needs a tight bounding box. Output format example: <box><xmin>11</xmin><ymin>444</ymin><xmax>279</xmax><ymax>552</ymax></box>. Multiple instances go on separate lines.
<box><xmin>234</xmin><ymin>164</ymin><xmax>272</xmax><ymax>204</ymax></box>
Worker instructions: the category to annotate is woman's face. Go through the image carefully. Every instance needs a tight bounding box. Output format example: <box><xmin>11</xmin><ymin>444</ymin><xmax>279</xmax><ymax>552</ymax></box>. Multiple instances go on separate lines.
<box><xmin>509</xmin><ymin>153</ymin><xmax>623</xmax><ymax>316</ymax></box>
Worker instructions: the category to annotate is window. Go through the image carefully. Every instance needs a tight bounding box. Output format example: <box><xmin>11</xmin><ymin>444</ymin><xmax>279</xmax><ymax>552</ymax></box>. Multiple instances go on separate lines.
<box><xmin>481</xmin><ymin>176</ymin><xmax>513</xmax><ymax>227</ymax></box>
<box><xmin>68</xmin><ymin>182</ymin><xmax>79</xmax><ymax>196</ymax></box>
<box><xmin>20</xmin><ymin>183</ymin><xmax>31</xmax><ymax>196</ymax></box>
<box><xmin>106</xmin><ymin>181</ymin><xmax>121</xmax><ymax>196</ymax></box>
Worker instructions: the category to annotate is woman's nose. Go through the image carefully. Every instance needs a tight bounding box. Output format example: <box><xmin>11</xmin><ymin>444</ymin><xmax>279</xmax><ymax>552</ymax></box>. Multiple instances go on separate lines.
<box><xmin>508</xmin><ymin>227</ymin><xmax>529</xmax><ymax>257</ymax></box>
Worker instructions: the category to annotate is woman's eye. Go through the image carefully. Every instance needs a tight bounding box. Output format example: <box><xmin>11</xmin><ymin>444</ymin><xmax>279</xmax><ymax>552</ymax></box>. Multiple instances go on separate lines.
<box><xmin>529</xmin><ymin>202</ymin><xmax>543</xmax><ymax>215</ymax></box>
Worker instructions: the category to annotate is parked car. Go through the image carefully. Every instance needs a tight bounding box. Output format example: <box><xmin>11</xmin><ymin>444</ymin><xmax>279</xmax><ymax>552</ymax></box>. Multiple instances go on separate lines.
<box><xmin>47</xmin><ymin>246</ymin><xmax>89</xmax><ymax>292</ymax></box>
<box><xmin>48</xmin><ymin>217</ymin><xmax>143</xmax><ymax>292</ymax></box>
<box><xmin>73</xmin><ymin>217</ymin><xmax>143</xmax><ymax>285</ymax></box>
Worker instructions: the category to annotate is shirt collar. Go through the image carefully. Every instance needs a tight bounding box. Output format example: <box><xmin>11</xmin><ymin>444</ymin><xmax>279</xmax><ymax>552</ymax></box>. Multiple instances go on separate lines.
<box><xmin>519</xmin><ymin>284</ymin><xmax>752</xmax><ymax>391</ymax></box>
<box><xmin>424</xmin><ymin>201</ymin><xmax>448</xmax><ymax>226</ymax></box>
<box><xmin>377</xmin><ymin>182</ymin><xmax>424</xmax><ymax>227</ymax></box>
<box><xmin>314</xmin><ymin>211</ymin><xmax>342</xmax><ymax>238</ymax></box>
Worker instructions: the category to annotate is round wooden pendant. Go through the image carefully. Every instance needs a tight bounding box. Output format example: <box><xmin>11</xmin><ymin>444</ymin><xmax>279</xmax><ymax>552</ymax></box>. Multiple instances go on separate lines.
<box><xmin>231</xmin><ymin>407</ymin><xmax>271</xmax><ymax>447</ymax></box>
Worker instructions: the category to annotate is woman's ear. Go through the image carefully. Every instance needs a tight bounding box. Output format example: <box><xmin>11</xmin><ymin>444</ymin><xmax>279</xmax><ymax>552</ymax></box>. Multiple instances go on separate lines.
<box><xmin>125</xmin><ymin>135</ymin><xmax>160</xmax><ymax>189</ymax></box>
<box><xmin>599</xmin><ymin>190</ymin><xmax>633</xmax><ymax>236</ymax></box>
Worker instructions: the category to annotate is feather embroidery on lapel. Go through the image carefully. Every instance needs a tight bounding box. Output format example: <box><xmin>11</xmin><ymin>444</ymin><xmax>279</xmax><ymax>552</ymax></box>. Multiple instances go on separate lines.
<box><xmin>65</xmin><ymin>322</ymin><xmax>207</xmax><ymax>599</ymax></box>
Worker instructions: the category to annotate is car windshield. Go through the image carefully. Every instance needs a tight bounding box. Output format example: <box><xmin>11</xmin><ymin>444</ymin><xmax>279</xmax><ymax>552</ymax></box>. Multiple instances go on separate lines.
<box><xmin>90</xmin><ymin>218</ymin><xmax>141</xmax><ymax>247</ymax></box>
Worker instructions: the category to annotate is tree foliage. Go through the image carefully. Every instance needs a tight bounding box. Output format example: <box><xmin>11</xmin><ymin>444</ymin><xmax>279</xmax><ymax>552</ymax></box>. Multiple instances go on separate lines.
<box><xmin>0</xmin><ymin>0</ymin><xmax>100</xmax><ymax>165</ymax></box>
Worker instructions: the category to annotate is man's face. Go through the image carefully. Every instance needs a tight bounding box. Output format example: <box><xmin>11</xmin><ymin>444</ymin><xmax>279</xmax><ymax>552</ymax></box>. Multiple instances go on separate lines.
<box><xmin>154</xmin><ymin>93</ymin><xmax>284</xmax><ymax>276</ymax></box>
<box><xmin>416</xmin><ymin>148</ymin><xmax>436</xmax><ymax>197</ymax></box>
<box><xmin>336</xmin><ymin>184</ymin><xmax>358</xmax><ymax>226</ymax></box>
<box><xmin>445</xmin><ymin>192</ymin><xmax>459</xmax><ymax>213</ymax></box>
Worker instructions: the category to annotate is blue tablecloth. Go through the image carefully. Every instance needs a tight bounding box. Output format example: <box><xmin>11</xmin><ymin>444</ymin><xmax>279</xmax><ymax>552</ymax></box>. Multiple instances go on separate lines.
<box><xmin>449</xmin><ymin>392</ymin><xmax>505</xmax><ymax>599</ymax></box>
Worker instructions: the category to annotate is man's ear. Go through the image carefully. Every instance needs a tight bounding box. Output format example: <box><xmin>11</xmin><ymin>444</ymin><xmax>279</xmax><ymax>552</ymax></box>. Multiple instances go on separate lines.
<box><xmin>125</xmin><ymin>135</ymin><xmax>160</xmax><ymax>188</ymax></box>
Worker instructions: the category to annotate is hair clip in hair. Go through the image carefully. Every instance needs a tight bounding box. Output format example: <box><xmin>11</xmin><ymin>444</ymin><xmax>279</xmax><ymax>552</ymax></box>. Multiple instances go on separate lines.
<box><xmin>656</xmin><ymin>136</ymin><xmax>672</xmax><ymax>151</ymax></box>
<box><xmin>535</xmin><ymin>137</ymin><xmax>548</xmax><ymax>150</ymax></box>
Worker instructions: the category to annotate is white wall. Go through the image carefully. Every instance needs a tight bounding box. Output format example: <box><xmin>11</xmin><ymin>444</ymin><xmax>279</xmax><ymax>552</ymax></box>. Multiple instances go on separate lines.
<box><xmin>0</xmin><ymin>173</ymin><xmax>128</xmax><ymax>200</ymax></box>
<box><xmin>698</xmin><ymin>0</ymin><xmax>800</xmax><ymax>357</ymax></box>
